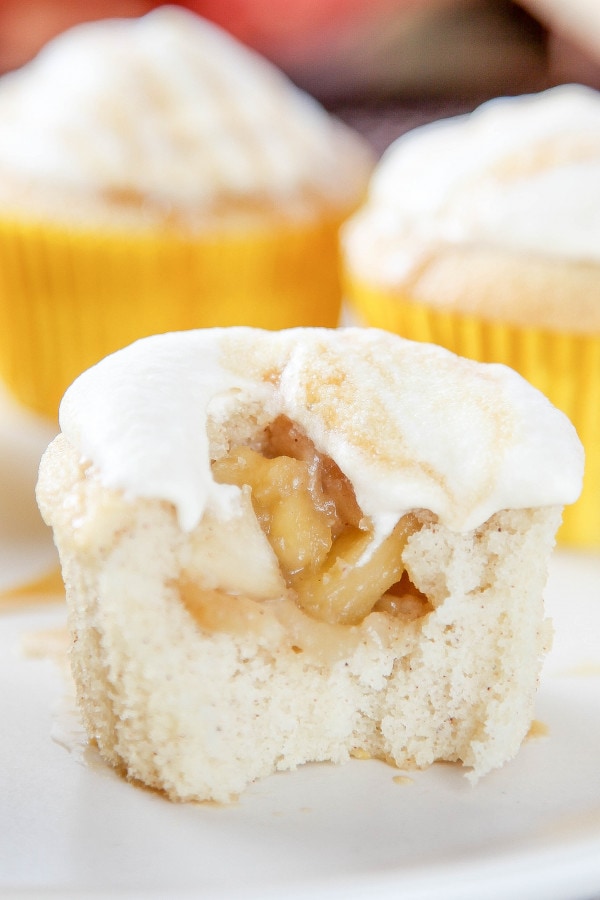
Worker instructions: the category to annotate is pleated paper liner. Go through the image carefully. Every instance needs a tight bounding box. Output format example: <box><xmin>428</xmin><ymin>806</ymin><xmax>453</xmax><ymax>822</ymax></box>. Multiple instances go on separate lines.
<box><xmin>345</xmin><ymin>279</ymin><xmax>600</xmax><ymax>549</ymax></box>
<box><xmin>0</xmin><ymin>213</ymin><xmax>345</xmax><ymax>420</ymax></box>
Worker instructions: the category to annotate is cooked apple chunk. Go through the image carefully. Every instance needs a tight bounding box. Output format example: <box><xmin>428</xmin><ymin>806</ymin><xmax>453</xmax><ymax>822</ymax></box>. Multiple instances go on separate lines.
<box><xmin>212</xmin><ymin>416</ymin><xmax>422</xmax><ymax>626</ymax></box>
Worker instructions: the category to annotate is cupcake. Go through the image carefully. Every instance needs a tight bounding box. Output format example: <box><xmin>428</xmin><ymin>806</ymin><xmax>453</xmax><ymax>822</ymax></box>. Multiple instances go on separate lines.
<box><xmin>341</xmin><ymin>84</ymin><xmax>600</xmax><ymax>548</ymax></box>
<box><xmin>0</xmin><ymin>6</ymin><xmax>373</xmax><ymax>420</ymax></box>
<box><xmin>36</xmin><ymin>326</ymin><xmax>582</xmax><ymax>802</ymax></box>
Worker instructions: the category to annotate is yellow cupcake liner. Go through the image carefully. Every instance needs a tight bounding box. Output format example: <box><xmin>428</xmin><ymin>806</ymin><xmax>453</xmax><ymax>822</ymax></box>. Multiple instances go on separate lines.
<box><xmin>0</xmin><ymin>214</ymin><xmax>345</xmax><ymax>420</ymax></box>
<box><xmin>345</xmin><ymin>279</ymin><xmax>600</xmax><ymax>549</ymax></box>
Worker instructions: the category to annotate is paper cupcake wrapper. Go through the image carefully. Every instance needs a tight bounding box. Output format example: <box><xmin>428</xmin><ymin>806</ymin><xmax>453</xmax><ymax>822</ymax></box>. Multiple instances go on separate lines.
<box><xmin>345</xmin><ymin>279</ymin><xmax>600</xmax><ymax>549</ymax></box>
<box><xmin>0</xmin><ymin>215</ymin><xmax>345</xmax><ymax>420</ymax></box>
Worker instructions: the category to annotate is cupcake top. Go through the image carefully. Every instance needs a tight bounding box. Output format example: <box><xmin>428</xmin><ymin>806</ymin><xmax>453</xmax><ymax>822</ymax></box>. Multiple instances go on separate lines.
<box><xmin>59</xmin><ymin>326</ymin><xmax>584</xmax><ymax>546</ymax></box>
<box><xmin>342</xmin><ymin>84</ymin><xmax>600</xmax><ymax>296</ymax></box>
<box><xmin>0</xmin><ymin>6</ymin><xmax>372</xmax><ymax>227</ymax></box>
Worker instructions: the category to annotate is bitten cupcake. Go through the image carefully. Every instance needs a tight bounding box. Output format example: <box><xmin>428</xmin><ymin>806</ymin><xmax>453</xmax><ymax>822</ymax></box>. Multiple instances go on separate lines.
<box><xmin>0</xmin><ymin>5</ymin><xmax>373</xmax><ymax>420</ymax></box>
<box><xmin>341</xmin><ymin>84</ymin><xmax>600</xmax><ymax>548</ymax></box>
<box><xmin>37</xmin><ymin>326</ymin><xmax>582</xmax><ymax>802</ymax></box>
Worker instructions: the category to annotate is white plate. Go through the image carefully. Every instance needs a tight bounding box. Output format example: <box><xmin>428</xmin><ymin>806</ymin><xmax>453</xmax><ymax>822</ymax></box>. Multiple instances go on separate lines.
<box><xmin>1</xmin><ymin>549</ymin><xmax>600</xmax><ymax>899</ymax></box>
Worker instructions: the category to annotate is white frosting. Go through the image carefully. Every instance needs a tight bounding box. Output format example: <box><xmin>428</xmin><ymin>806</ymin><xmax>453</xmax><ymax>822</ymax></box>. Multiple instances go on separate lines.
<box><xmin>0</xmin><ymin>6</ymin><xmax>370</xmax><ymax>211</ymax></box>
<box><xmin>342</xmin><ymin>84</ymin><xmax>600</xmax><ymax>282</ymax></box>
<box><xmin>58</xmin><ymin>327</ymin><xmax>584</xmax><ymax>544</ymax></box>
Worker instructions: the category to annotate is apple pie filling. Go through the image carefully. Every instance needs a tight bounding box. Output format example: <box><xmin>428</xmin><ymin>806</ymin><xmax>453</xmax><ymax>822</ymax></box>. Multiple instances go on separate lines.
<box><xmin>209</xmin><ymin>416</ymin><xmax>431</xmax><ymax>628</ymax></box>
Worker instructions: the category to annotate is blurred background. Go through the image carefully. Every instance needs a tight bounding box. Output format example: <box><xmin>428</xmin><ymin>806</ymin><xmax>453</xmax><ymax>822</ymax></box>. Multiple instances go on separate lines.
<box><xmin>0</xmin><ymin>0</ymin><xmax>599</xmax><ymax>155</ymax></box>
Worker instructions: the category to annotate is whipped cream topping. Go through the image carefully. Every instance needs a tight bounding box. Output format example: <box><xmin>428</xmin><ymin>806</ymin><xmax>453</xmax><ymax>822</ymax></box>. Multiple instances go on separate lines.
<box><xmin>342</xmin><ymin>84</ymin><xmax>600</xmax><ymax>283</ymax></box>
<box><xmin>58</xmin><ymin>327</ymin><xmax>584</xmax><ymax>545</ymax></box>
<box><xmin>0</xmin><ymin>6</ymin><xmax>371</xmax><ymax>213</ymax></box>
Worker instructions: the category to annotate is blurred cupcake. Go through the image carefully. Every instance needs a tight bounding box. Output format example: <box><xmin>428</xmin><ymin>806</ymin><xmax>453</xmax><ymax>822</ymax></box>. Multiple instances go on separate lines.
<box><xmin>0</xmin><ymin>5</ymin><xmax>373</xmax><ymax>420</ymax></box>
<box><xmin>341</xmin><ymin>84</ymin><xmax>600</xmax><ymax>548</ymax></box>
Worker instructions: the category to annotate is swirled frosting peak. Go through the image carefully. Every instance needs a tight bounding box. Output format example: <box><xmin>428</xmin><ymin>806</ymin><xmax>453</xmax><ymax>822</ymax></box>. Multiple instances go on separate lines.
<box><xmin>0</xmin><ymin>6</ymin><xmax>372</xmax><ymax>215</ymax></box>
<box><xmin>343</xmin><ymin>84</ymin><xmax>600</xmax><ymax>283</ymax></box>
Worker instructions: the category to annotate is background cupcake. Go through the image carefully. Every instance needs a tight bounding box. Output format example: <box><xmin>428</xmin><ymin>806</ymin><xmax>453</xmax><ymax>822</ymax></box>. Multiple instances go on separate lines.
<box><xmin>341</xmin><ymin>83</ymin><xmax>600</xmax><ymax>548</ymax></box>
<box><xmin>0</xmin><ymin>5</ymin><xmax>373</xmax><ymax>420</ymax></box>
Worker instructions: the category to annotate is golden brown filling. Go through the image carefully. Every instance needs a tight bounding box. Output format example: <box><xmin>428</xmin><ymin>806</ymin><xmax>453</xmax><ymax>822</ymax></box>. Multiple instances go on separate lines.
<box><xmin>211</xmin><ymin>417</ymin><xmax>429</xmax><ymax>627</ymax></box>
